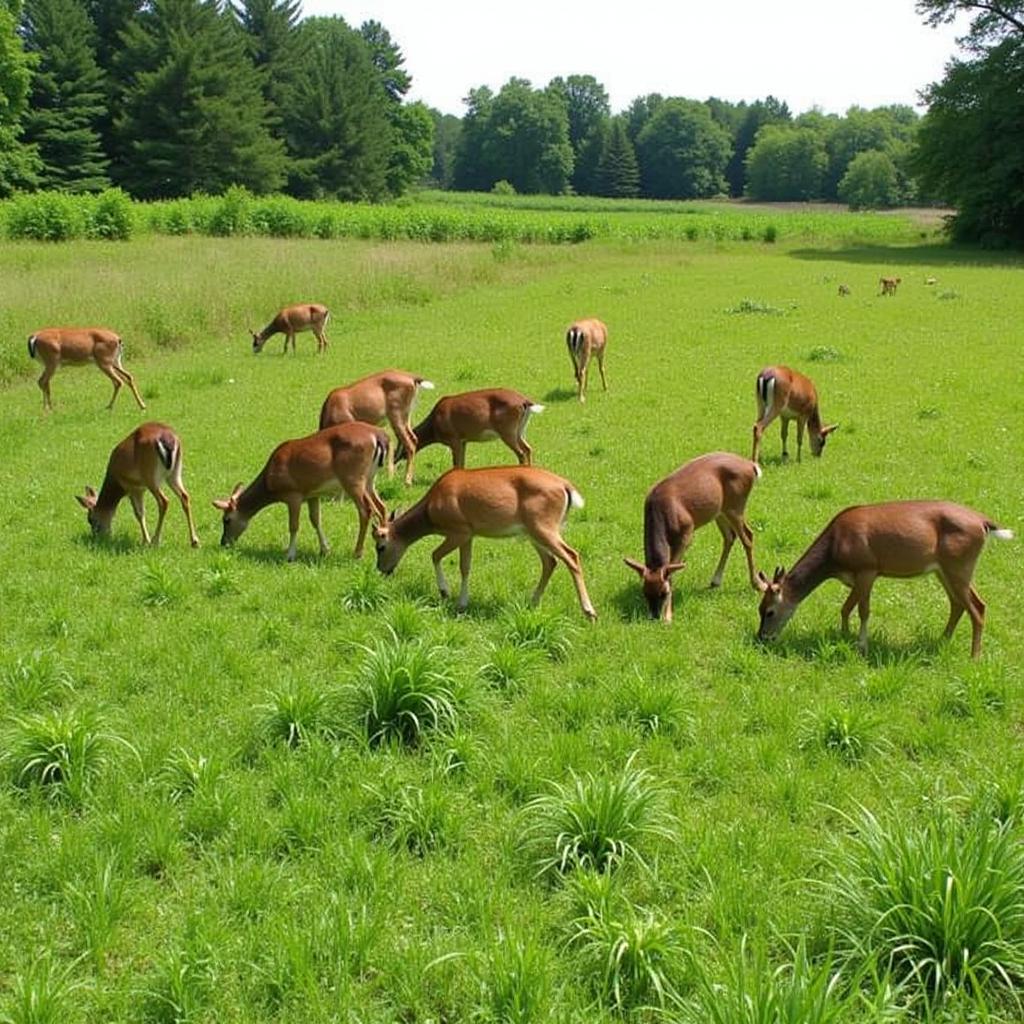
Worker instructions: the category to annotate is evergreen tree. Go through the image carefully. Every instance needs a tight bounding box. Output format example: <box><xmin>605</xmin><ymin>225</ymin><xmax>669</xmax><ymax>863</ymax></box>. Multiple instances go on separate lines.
<box><xmin>0</xmin><ymin>0</ymin><xmax>40</xmax><ymax>195</ymax></box>
<box><xmin>115</xmin><ymin>0</ymin><xmax>285</xmax><ymax>197</ymax></box>
<box><xmin>594</xmin><ymin>118</ymin><xmax>639</xmax><ymax>198</ymax></box>
<box><xmin>21</xmin><ymin>0</ymin><xmax>109</xmax><ymax>191</ymax></box>
<box><xmin>282</xmin><ymin>16</ymin><xmax>391</xmax><ymax>200</ymax></box>
<box><xmin>230</xmin><ymin>0</ymin><xmax>301</xmax><ymax>115</ymax></box>
<box><xmin>430</xmin><ymin>109</ymin><xmax>461</xmax><ymax>188</ymax></box>
<box><xmin>359</xmin><ymin>19</ymin><xmax>410</xmax><ymax>103</ymax></box>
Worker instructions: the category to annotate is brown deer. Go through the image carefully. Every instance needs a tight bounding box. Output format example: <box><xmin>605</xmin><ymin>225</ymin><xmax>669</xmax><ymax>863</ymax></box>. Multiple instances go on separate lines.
<box><xmin>213</xmin><ymin>422</ymin><xmax>389</xmax><ymax>561</ymax></box>
<box><xmin>251</xmin><ymin>303</ymin><xmax>330</xmax><ymax>354</ymax></box>
<box><xmin>75</xmin><ymin>422</ymin><xmax>199</xmax><ymax>547</ymax></box>
<box><xmin>28</xmin><ymin>327</ymin><xmax>145</xmax><ymax>412</ymax></box>
<box><xmin>756</xmin><ymin>501</ymin><xmax>1013</xmax><ymax>658</ymax></box>
<box><xmin>318</xmin><ymin>369</ymin><xmax>435</xmax><ymax>486</ymax></box>
<box><xmin>879</xmin><ymin>276</ymin><xmax>901</xmax><ymax>296</ymax></box>
<box><xmin>752</xmin><ymin>366</ymin><xmax>837</xmax><ymax>465</ymax></box>
<box><xmin>399</xmin><ymin>388</ymin><xmax>544</xmax><ymax>469</ymax></box>
<box><xmin>838</xmin><ymin>284</ymin><xmax>851</xmax><ymax>297</ymax></box>
<box><xmin>566</xmin><ymin>318</ymin><xmax>608</xmax><ymax>402</ymax></box>
<box><xmin>624</xmin><ymin>453</ymin><xmax>761</xmax><ymax>622</ymax></box>
<box><xmin>373</xmin><ymin>466</ymin><xmax>596</xmax><ymax>619</ymax></box>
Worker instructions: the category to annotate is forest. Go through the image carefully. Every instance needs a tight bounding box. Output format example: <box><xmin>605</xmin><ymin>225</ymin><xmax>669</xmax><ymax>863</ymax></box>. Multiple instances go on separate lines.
<box><xmin>0</xmin><ymin>0</ymin><xmax>1022</xmax><ymax>242</ymax></box>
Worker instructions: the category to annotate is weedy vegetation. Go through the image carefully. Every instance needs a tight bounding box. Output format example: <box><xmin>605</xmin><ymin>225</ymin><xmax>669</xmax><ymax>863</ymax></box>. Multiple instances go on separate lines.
<box><xmin>0</xmin><ymin>195</ymin><xmax>1021</xmax><ymax>1020</ymax></box>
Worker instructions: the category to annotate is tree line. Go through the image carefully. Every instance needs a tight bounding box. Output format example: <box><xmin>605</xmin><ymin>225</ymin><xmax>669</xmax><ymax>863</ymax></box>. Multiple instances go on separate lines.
<box><xmin>0</xmin><ymin>0</ymin><xmax>1021</xmax><ymax>244</ymax></box>
<box><xmin>0</xmin><ymin>0</ymin><xmax>433</xmax><ymax>200</ymax></box>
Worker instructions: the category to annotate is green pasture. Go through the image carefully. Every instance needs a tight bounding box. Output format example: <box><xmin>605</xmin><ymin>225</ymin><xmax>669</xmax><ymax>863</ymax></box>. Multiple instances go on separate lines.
<box><xmin>0</xmin><ymin>228</ymin><xmax>1022</xmax><ymax>1022</ymax></box>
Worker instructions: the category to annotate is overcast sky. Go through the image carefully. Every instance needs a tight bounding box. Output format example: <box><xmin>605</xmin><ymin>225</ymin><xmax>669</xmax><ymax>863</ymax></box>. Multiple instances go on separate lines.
<box><xmin>301</xmin><ymin>0</ymin><xmax>967</xmax><ymax>116</ymax></box>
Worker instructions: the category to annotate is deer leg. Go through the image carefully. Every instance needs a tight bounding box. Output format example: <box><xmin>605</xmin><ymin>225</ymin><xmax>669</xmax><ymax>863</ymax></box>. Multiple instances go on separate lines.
<box><xmin>38</xmin><ymin>364</ymin><xmax>56</xmax><ymax>411</ymax></box>
<box><xmin>285</xmin><ymin>499</ymin><xmax>302</xmax><ymax>561</ymax></box>
<box><xmin>456</xmin><ymin>541</ymin><xmax>473</xmax><ymax>610</ymax></box>
<box><xmin>350</xmin><ymin>491</ymin><xmax>374</xmax><ymax>559</ymax></box>
<box><xmin>387</xmin><ymin>412</ymin><xmax>418</xmax><ymax>486</ymax></box>
<box><xmin>451</xmin><ymin>440</ymin><xmax>466</xmax><ymax>469</ymax></box>
<box><xmin>99</xmin><ymin>364</ymin><xmax>123</xmax><ymax>409</ymax></box>
<box><xmin>967</xmin><ymin>586</ymin><xmax>986</xmax><ymax>659</ymax></box>
<box><xmin>307</xmin><ymin>497</ymin><xmax>330</xmax><ymax>557</ymax></box>
<box><xmin>149</xmin><ymin>486</ymin><xmax>170</xmax><ymax>547</ymax></box>
<box><xmin>796</xmin><ymin>419</ymin><xmax>806</xmax><ymax>463</ymax></box>
<box><xmin>530</xmin><ymin>545</ymin><xmax>558</xmax><ymax>605</ymax></box>
<box><xmin>596</xmin><ymin>348</ymin><xmax>608</xmax><ymax>391</ymax></box>
<box><xmin>578</xmin><ymin>356</ymin><xmax>590</xmax><ymax>403</ymax></box>
<box><xmin>935</xmin><ymin>570</ymin><xmax>966</xmax><ymax>640</ymax></box>
<box><xmin>780</xmin><ymin>417</ymin><xmax>791</xmax><ymax>461</ymax></box>
<box><xmin>531</xmin><ymin>528</ymin><xmax>597</xmax><ymax>621</ymax></box>
<box><xmin>710</xmin><ymin>517</ymin><xmax>735</xmax><ymax>589</ymax></box>
<box><xmin>751</xmin><ymin>409</ymin><xmax>778</xmax><ymax>464</ymax></box>
<box><xmin>851</xmin><ymin>573</ymin><xmax>876</xmax><ymax>654</ymax></box>
<box><xmin>127</xmin><ymin>490</ymin><xmax>151</xmax><ymax>545</ymax></box>
<box><xmin>113</xmin><ymin>360</ymin><xmax>146</xmax><ymax>410</ymax></box>
<box><xmin>726</xmin><ymin>512</ymin><xmax>758</xmax><ymax>590</ymax></box>
<box><xmin>315</xmin><ymin>328</ymin><xmax>328</xmax><ymax>353</ymax></box>
<box><xmin>431</xmin><ymin>534</ymin><xmax>465</xmax><ymax>599</ymax></box>
<box><xmin>168</xmin><ymin>467</ymin><xmax>200</xmax><ymax>547</ymax></box>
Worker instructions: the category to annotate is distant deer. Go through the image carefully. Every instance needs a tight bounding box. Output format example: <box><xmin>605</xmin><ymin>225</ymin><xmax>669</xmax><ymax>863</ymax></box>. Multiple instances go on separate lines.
<box><xmin>318</xmin><ymin>370</ymin><xmax>434</xmax><ymax>485</ymax></box>
<box><xmin>756</xmin><ymin>501</ymin><xmax>1013</xmax><ymax>658</ymax></box>
<box><xmin>838</xmin><ymin>283</ymin><xmax>851</xmax><ymax>297</ymax></box>
<box><xmin>213</xmin><ymin>423</ymin><xmax>388</xmax><ymax>561</ymax></box>
<box><xmin>624</xmin><ymin>453</ymin><xmax>761</xmax><ymax>622</ymax></box>
<box><xmin>373</xmin><ymin>466</ymin><xmax>596</xmax><ymax>619</ymax></box>
<box><xmin>879</xmin><ymin>276</ymin><xmax>901</xmax><ymax>296</ymax></box>
<box><xmin>566</xmin><ymin>318</ymin><xmax>608</xmax><ymax>402</ymax></box>
<box><xmin>400</xmin><ymin>388</ymin><xmax>544</xmax><ymax>469</ymax></box>
<box><xmin>752</xmin><ymin>366</ymin><xmax>837</xmax><ymax>465</ymax></box>
<box><xmin>76</xmin><ymin>422</ymin><xmax>199</xmax><ymax>547</ymax></box>
<box><xmin>28</xmin><ymin>327</ymin><xmax>145</xmax><ymax>412</ymax></box>
<box><xmin>251</xmin><ymin>303</ymin><xmax>330</xmax><ymax>354</ymax></box>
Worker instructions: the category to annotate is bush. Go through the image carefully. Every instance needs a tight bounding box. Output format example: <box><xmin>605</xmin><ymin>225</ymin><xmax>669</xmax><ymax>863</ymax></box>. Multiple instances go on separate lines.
<box><xmin>492</xmin><ymin>179</ymin><xmax>517</xmax><ymax>196</ymax></box>
<box><xmin>5</xmin><ymin>191</ymin><xmax>87</xmax><ymax>241</ymax></box>
<box><xmin>88</xmin><ymin>188</ymin><xmax>135</xmax><ymax>240</ymax></box>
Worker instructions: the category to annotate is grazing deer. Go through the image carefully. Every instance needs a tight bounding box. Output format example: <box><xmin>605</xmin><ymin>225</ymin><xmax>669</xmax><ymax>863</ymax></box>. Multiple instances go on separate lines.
<box><xmin>838</xmin><ymin>284</ymin><xmax>851</xmax><ymax>297</ymax></box>
<box><xmin>399</xmin><ymin>388</ymin><xmax>544</xmax><ymax>469</ymax></box>
<box><xmin>28</xmin><ymin>327</ymin><xmax>145</xmax><ymax>412</ymax></box>
<box><xmin>251</xmin><ymin>303</ymin><xmax>330</xmax><ymax>354</ymax></box>
<box><xmin>318</xmin><ymin>369</ymin><xmax>435</xmax><ymax>486</ymax></box>
<box><xmin>756</xmin><ymin>501</ymin><xmax>1013</xmax><ymax>658</ymax></box>
<box><xmin>624</xmin><ymin>453</ymin><xmax>761</xmax><ymax>622</ymax></box>
<box><xmin>75</xmin><ymin>423</ymin><xmax>199</xmax><ymax>547</ymax></box>
<box><xmin>879</xmin><ymin>276</ymin><xmax>901</xmax><ymax>296</ymax></box>
<box><xmin>752</xmin><ymin>366</ymin><xmax>837</xmax><ymax>465</ymax></box>
<box><xmin>566</xmin><ymin>318</ymin><xmax>608</xmax><ymax>402</ymax></box>
<box><xmin>925</xmin><ymin>276</ymin><xmax>938</xmax><ymax>286</ymax></box>
<box><xmin>213</xmin><ymin>422</ymin><xmax>389</xmax><ymax>561</ymax></box>
<box><xmin>373</xmin><ymin>466</ymin><xmax>596</xmax><ymax>619</ymax></box>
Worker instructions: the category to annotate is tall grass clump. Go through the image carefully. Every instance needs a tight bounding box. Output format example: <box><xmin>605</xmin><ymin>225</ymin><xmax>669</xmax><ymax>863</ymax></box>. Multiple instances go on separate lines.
<box><xmin>797</xmin><ymin>705</ymin><xmax>876</xmax><ymax>764</ymax></box>
<box><xmin>2</xmin><ymin>707</ymin><xmax>134</xmax><ymax>804</ymax></box>
<box><xmin>475</xmin><ymin>933</ymin><xmax>552</xmax><ymax>1024</ymax></box>
<box><xmin>502</xmin><ymin>605</ymin><xmax>575</xmax><ymax>662</ymax></box>
<box><xmin>0</xmin><ymin>956</ymin><xmax>84</xmax><ymax>1024</ymax></box>
<box><xmin>521</xmin><ymin>755</ymin><xmax>676</xmax><ymax>878</ymax></box>
<box><xmin>568</xmin><ymin>895</ymin><xmax>690</xmax><ymax>1012</ymax></box>
<box><xmin>684</xmin><ymin>937</ymin><xmax>857</xmax><ymax>1024</ymax></box>
<box><xmin>254</xmin><ymin>679</ymin><xmax>339</xmax><ymax>749</ymax></box>
<box><xmin>479</xmin><ymin>641</ymin><xmax>543</xmax><ymax>693</ymax></box>
<box><xmin>64</xmin><ymin>854</ymin><xmax>130</xmax><ymax>971</ymax></box>
<box><xmin>2</xmin><ymin>650</ymin><xmax>75</xmax><ymax>709</ymax></box>
<box><xmin>348</xmin><ymin>632</ymin><xmax>463</xmax><ymax>747</ymax></box>
<box><xmin>822</xmin><ymin>805</ymin><xmax>1024</xmax><ymax>1008</ymax></box>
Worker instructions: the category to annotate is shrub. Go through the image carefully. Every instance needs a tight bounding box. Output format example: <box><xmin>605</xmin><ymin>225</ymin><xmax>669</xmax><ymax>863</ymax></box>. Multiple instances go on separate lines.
<box><xmin>521</xmin><ymin>755</ymin><xmax>676</xmax><ymax>877</ymax></box>
<box><xmin>348</xmin><ymin>633</ymin><xmax>463</xmax><ymax>747</ymax></box>
<box><xmin>823</xmin><ymin>805</ymin><xmax>1024</xmax><ymax>1007</ymax></box>
<box><xmin>492</xmin><ymin>180</ymin><xmax>517</xmax><ymax>196</ymax></box>
<box><xmin>87</xmin><ymin>188</ymin><xmax>134</xmax><ymax>240</ymax></box>
<box><xmin>207</xmin><ymin>185</ymin><xmax>253</xmax><ymax>237</ymax></box>
<box><xmin>5</xmin><ymin>191</ymin><xmax>86</xmax><ymax>241</ymax></box>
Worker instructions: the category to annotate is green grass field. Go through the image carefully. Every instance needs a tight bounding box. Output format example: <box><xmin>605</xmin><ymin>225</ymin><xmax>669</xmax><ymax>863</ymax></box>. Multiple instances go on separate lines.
<box><xmin>1</xmin><ymin>222</ymin><xmax>1022</xmax><ymax>1022</ymax></box>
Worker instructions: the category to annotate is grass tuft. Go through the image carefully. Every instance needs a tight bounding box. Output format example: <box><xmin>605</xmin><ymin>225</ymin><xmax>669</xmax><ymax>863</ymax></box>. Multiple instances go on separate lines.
<box><xmin>254</xmin><ymin>679</ymin><xmax>339</xmax><ymax>749</ymax></box>
<box><xmin>0</xmin><ymin>955</ymin><xmax>85</xmax><ymax>1024</ymax></box>
<box><xmin>502</xmin><ymin>605</ymin><xmax>575</xmax><ymax>662</ymax></box>
<box><xmin>479</xmin><ymin>641</ymin><xmax>543</xmax><ymax>693</ymax></box>
<box><xmin>476</xmin><ymin>932</ymin><xmax>552</xmax><ymax>1023</ymax></box>
<box><xmin>341</xmin><ymin>563</ymin><xmax>388</xmax><ymax>612</ymax></box>
<box><xmin>797</xmin><ymin>705</ymin><xmax>876</xmax><ymax>764</ymax></box>
<box><xmin>2</xmin><ymin>650</ymin><xmax>75</xmax><ymax>709</ymax></box>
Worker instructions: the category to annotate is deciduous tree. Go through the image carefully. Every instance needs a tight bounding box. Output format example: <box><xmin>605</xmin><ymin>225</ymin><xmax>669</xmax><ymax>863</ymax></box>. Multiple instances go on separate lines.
<box><xmin>745</xmin><ymin>124</ymin><xmax>827</xmax><ymax>201</ymax></box>
<box><xmin>0</xmin><ymin>0</ymin><xmax>40</xmax><ymax>195</ymax></box>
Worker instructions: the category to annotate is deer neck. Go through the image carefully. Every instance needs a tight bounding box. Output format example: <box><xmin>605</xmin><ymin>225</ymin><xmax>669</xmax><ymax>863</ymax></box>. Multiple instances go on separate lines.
<box><xmin>237</xmin><ymin>475</ymin><xmax>275</xmax><ymax>519</ymax></box>
<box><xmin>394</xmin><ymin>497</ymin><xmax>435</xmax><ymax>547</ymax></box>
<box><xmin>784</xmin><ymin>528</ymin><xmax>834</xmax><ymax>606</ymax></box>
<box><xmin>642</xmin><ymin>497</ymin><xmax>673</xmax><ymax>570</ymax></box>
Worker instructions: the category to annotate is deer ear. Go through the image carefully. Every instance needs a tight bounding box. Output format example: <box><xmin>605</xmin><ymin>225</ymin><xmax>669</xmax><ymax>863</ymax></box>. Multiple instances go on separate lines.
<box><xmin>772</xmin><ymin>566</ymin><xmax>786</xmax><ymax>584</ymax></box>
<box><xmin>821</xmin><ymin>423</ymin><xmax>839</xmax><ymax>436</ymax></box>
<box><xmin>623</xmin><ymin>557</ymin><xmax>646</xmax><ymax>577</ymax></box>
<box><xmin>212</xmin><ymin>498</ymin><xmax>231</xmax><ymax>511</ymax></box>
<box><xmin>756</xmin><ymin>570</ymin><xmax>770</xmax><ymax>592</ymax></box>
<box><xmin>388</xmin><ymin>508</ymin><xmax>399</xmax><ymax>523</ymax></box>
<box><xmin>75</xmin><ymin>492</ymin><xmax>95</xmax><ymax>510</ymax></box>
<box><xmin>85</xmin><ymin>485</ymin><xmax>97</xmax><ymax>498</ymax></box>
<box><xmin>231</xmin><ymin>482</ymin><xmax>244</xmax><ymax>499</ymax></box>
<box><xmin>664</xmin><ymin>562</ymin><xmax>686</xmax><ymax>578</ymax></box>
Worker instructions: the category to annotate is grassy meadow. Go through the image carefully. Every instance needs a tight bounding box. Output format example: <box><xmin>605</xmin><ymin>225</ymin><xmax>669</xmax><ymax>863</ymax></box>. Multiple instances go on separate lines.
<box><xmin>1</xmin><ymin>215</ymin><xmax>1023</xmax><ymax>1022</ymax></box>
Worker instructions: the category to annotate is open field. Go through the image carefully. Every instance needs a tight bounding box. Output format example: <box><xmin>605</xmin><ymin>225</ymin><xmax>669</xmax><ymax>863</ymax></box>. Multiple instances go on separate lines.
<box><xmin>1</xmin><ymin>229</ymin><xmax>1023</xmax><ymax>1021</ymax></box>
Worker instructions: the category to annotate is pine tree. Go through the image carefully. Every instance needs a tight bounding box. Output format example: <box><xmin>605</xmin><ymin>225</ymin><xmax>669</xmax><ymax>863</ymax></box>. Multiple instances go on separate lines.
<box><xmin>595</xmin><ymin>118</ymin><xmax>640</xmax><ymax>198</ymax></box>
<box><xmin>0</xmin><ymin>0</ymin><xmax>41</xmax><ymax>195</ymax></box>
<box><xmin>114</xmin><ymin>0</ymin><xmax>285</xmax><ymax>198</ymax></box>
<box><xmin>21</xmin><ymin>0</ymin><xmax>109</xmax><ymax>191</ymax></box>
<box><xmin>230</xmin><ymin>0</ymin><xmax>300</xmax><ymax>115</ymax></box>
<box><xmin>282</xmin><ymin>16</ymin><xmax>391</xmax><ymax>200</ymax></box>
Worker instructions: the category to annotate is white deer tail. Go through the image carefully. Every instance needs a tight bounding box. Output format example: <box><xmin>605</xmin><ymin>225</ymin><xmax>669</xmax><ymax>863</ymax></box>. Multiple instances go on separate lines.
<box><xmin>417</xmin><ymin>379</ymin><xmax>435</xmax><ymax>390</ymax></box>
<box><xmin>567</xmin><ymin>487</ymin><xmax>584</xmax><ymax>510</ymax></box>
<box><xmin>986</xmin><ymin>526</ymin><xmax>1014</xmax><ymax>541</ymax></box>
<box><xmin>529</xmin><ymin>404</ymin><xmax>545</xmax><ymax>414</ymax></box>
<box><xmin>27</xmin><ymin>335</ymin><xmax>37</xmax><ymax>360</ymax></box>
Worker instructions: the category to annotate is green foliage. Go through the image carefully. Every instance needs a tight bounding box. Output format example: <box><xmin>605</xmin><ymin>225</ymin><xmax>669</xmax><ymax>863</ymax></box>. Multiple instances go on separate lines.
<box><xmin>824</xmin><ymin>806</ymin><xmax>1024</xmax><ymax>1007</ymax></box>
<box><xmin>114</xmin><ymin>0</ymin><xmax>285</xmax><ymax>198</ymax></box>
<box><xmin>502</xmin><ymin>605</ymin><xmax>575</xmax><ymax>662</ymax></box>
<box><xmin>594</xmin><ymin>118</ymin><xmax>640</xmax><ymax>199</ymax></box>
<box><xmin>0</xmin><ymin>955</ymin><xmax>83</xmax><ymax>1024</ymax></box>
<box><xmin>724</xmin><ymin>95</ymin><xmax>792</xmax><ymax>197</ymax></box>
<box><xmin>746</xmin><ymin>124</ymin><xmax>828</xmax><ymax>201</ymax></box>
<box><xmin>20</xmin><ymin>0</ymin><xmax>110</xmax><ymax>192</ymax></box>
<box><xmin>0</xmin><ymin>0</ymin><xmax>41</xmax><ymax>197</ymax></box>
<box><xmin>635</xmin><ymin>97</ymin><xmax>732</xmax><ymax>199</ymax></box>
<box><xmin>838</xmin><ymin>149</ymin><xmax>901</xmax><ymax>209</ymax></box>
<box><xmin>475</xmin><ymin>933</ymin><xmax>552</xmax><ymax>1024</ymax></box>
<box><xmin>522</xmin><ymin>756</ymin><xmax>676</xmax><ymax>876</ymax></box>
<box><xmin>254</xmin><ymin>678</ymin><xmax>340</xmax><ymax>748</ymax></box>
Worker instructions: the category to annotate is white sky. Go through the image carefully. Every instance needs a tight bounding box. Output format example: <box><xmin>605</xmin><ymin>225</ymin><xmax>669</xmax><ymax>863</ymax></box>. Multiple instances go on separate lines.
<box><xmin>301</xmin><ymin>0</ymin><xmax>967</xmax><ymax>116</ymax></box>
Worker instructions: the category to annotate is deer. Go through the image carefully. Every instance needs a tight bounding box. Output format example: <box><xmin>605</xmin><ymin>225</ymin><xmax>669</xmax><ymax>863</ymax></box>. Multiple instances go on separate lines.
<box><xmin>213</xmin><ymin>422</ymin><xmax>389</xmax><ymax>562</ymax></box>
<box><xmin>398</xmin><ymin>388</ymin><xmax>545</xmax><ymax>470</ymax></box>
<box><xmin>624</xmin><ymin>453</ymin><xmax>762</xmax><ymax>622</ymax></box>
<box><xmin>751</xmin><ymin>366</ymin><xmax>837</xmax><ymax>465</ymax></box>
<box><xmin>318</xmin><ymin>370</ymin><xmax>435</xmax><ymax>486</ymax></box>
<box><xmin>75</xmin><ymin>422</ymin><xmax>199</xmax><ymax>547</ymax></box>
<box><xmin>251</xmin><ymin>303</ymin><xmax>330</xmax><ymax>354</ymax></box>
<box><xmin>879</xmin><ymin>276</ymin><xmax>901</xmax><ymax>296</ymax></box>
<box><xmin>566</xmin><ymin>318</ymin><xmax>608</xmax><ymax>402</ymax></box>
<box><xmin>756</xmin><ymin>501</ymin><xmax>1014</xmax><ymax>659</ymax></box>
<box><xmin>838</xmin><ymin>283</ymin><xmax>851</xmax><ymax>297</ymax></box>
<box><xmin>28</xmin><ymin>327</ymin><xmax>145</xmax><ymax>412</ymax></box>
<box><xmin>372</xmin><ymin>466</ymin><xmax>596</xmax><ymax>620</ymax></box>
